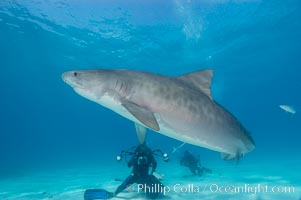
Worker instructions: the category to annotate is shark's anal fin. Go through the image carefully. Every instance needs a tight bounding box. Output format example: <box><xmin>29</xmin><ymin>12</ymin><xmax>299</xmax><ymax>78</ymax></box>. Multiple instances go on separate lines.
<box><xmin>220</xmin><ymin>152</ymin><xmax>237</xmax><ymax>160</ymax></box>
<box><xmin>135</xmin><ymin>123</ymin><xmax>147</xmax><ymax>144</ymax></box>
<box><xmin>122</xmin><ymin>102</ymin><xmax>160</xmax><ymax>131</ymax></box>
<box><xmin>221</xmin><ymin>152</ymin><xmax>243</xmax><ymax>161</ymax></box>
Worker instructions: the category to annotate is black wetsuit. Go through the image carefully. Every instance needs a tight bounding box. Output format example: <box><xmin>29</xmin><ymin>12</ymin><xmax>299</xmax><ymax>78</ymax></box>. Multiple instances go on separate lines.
<box><xmin>114</xmin><ymin>144</ymin><xmax>163</xmax><ymax>199</ymax></box>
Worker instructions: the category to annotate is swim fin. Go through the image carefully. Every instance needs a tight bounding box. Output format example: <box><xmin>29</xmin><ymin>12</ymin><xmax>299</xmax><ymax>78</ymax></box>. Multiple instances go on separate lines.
<box><xmin>84</xmin><ymin>189</ymin><xmax>114</xmax><ymax>200</ymax></box>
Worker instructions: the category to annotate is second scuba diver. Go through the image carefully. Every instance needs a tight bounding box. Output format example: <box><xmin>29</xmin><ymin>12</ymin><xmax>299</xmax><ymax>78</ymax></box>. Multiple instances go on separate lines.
<box><xmin>180</xmin><ymin>150</ymin><xmax>212</xmax><ymax>176</ymax></box>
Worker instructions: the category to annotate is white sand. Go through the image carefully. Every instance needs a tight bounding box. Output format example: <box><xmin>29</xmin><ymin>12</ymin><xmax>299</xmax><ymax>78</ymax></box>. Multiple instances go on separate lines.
<box><xmin>0</xmin><ymin>159</ymin><xmax>300</xmax><ymax>200</ymax></box>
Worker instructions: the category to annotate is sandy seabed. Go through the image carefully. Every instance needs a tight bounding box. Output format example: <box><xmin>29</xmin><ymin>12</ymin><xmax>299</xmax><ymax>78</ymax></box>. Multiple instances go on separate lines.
<box><xmin>0</xmin><ymin>159</ymin><xmax>300</xmax><ymax>200</ymax></box>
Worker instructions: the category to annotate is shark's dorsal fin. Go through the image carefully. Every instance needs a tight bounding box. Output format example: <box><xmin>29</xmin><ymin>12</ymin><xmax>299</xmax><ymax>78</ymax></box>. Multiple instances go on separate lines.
<box><xmin>122</xmin><ymin>102</ymin><xmax>160</xmax><ymax>131</ymax></box>
<box><xmin>177</xmin><ymin>69</ymin><xmax>213</xmax><ymax>100</ymax></box>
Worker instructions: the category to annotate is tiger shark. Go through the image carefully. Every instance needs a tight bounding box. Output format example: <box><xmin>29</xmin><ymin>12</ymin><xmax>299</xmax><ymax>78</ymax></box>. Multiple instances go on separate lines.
<box><xmin>62</xmin><ymin>69</ymin><xmax>255</xmax><ymax>160</ymax></box>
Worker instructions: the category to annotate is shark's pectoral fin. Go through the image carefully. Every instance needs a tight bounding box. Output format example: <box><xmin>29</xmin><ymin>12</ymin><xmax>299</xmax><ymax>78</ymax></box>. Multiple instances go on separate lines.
<box><xmin>135</xmin><ymin>123</ymin><xmax>147</xmax><ymax>144</ymax></box>
<box><xmin>122</xmin><ymin>102</ymin><xmax>160</xmax><ymax>131</ymax></box>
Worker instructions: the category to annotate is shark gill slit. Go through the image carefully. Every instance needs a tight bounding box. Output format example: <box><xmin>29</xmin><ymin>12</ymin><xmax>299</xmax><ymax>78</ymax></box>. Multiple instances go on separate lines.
<box><xmin>120</xmin><ymin>82</ymin><xmax>124</xmax><ymax>92</ymax></box>
<box><xmin>124</xmin><ymin>82</ymin><xmax>128</xmax><ymax>96</ymax></box>
<box><xmin>114</xmin><ymin>80</ymin><xmax>119</xmax><ymax>90</ymax></box>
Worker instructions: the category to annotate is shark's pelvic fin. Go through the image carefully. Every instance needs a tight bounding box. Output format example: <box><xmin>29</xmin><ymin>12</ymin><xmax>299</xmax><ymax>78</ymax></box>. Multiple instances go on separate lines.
<box><xmin>122</xmin><ymin>101</ymin><xmax>160</xmax><ymax>131</ymax></box>
<box><xmin>177</xmin><ymin>69</ymin><xmax>213</xmax><ymax>100</ymax></box>
<box><xmin>220</xmin><ymin>152</ymin><xmax>237</xmax><ymax>160</ymax></box>
<box><xmin>135</xmin><ymin>123</ymin><xmax>147</xmax><ymax>144</ymax></box>
<box><xmin>221</xmin><ymin>151</ymin><xmax>243</xmax><ymax>161</ymax></box>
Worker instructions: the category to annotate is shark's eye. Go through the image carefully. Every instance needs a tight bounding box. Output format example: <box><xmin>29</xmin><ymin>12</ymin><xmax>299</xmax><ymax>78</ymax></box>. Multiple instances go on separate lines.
<box><xmin>74</xmin><ymin>72</ymin><xmax>78</xmax><ymax>77</ymax></box>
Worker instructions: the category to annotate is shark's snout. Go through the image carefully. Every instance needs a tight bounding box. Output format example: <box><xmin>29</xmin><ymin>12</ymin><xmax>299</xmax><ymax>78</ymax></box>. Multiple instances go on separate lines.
<box><xmin>62</xmin><ymin>71</ymin><xmax>83</xmax><ymax>88</ymax></box>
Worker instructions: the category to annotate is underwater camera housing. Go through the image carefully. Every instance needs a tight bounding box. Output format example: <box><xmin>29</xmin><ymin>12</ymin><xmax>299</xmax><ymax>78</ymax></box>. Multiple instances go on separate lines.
<box><xmin>152</xmin><ymin>149</ymin><xmax>169</xmax><ymax>162</ymax></box>
<box><xmin>116</xmin><ymin>146</ymin><xmax>169</xmax><ymax>163</ymax></box>
<box><xmin>116</xmin><ymin>154</ymin><xmax>122</xmax><ymax>161</ymax></box>
<box><xmin>137</xmin><ymin>156</ymin><xmax>148</xmax><ymax>165</ymax></box>
<box><xmin>162</xmin><ymin>153</ymin><xmax>169</xmax><ymax>162</ymax></box>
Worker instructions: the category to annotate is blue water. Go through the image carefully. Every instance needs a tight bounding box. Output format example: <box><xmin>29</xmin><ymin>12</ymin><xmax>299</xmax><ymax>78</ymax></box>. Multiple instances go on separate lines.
<box><xmin>0</xmin><ymin>0</ymin><xmax>301</xmax><ymax>199</ymax></box>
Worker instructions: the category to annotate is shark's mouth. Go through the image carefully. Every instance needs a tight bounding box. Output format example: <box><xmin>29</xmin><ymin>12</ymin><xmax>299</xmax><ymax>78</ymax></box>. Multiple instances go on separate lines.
<box><xmin>65</xmin><ymin>79</ymin><xmax>84</xmax><ymax>89</ymax></box>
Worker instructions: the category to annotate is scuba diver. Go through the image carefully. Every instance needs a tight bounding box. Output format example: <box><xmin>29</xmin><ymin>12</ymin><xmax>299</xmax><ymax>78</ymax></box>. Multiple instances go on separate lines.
<box><xmin>84</xmin><ymin>143</ymin><xmax>168</xmax><ymax>200</ymax></box>
<box><xmin>180</xmin><ymin>150</ymin><xmax>212</xmax><ymax>176</ymax></box>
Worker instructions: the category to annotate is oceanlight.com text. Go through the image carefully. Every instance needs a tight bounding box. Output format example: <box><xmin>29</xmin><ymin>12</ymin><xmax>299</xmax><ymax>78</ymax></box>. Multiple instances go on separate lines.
<box><xmin>209</xmin><ymin>183</ymin><xmax>295</xmax><ymax>195</ymax></box>
<box><xmin>136</xmin><ymin>183</ymin><xmax>295</xmax><ymax>195</ymax></box>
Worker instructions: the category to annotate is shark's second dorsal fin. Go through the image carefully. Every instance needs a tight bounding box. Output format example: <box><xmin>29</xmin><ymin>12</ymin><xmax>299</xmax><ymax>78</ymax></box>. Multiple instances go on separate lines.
<box><xmin>177</xmin><ymin>69</ymin><xmax>213</xmax><ymax>100</ymax></box>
